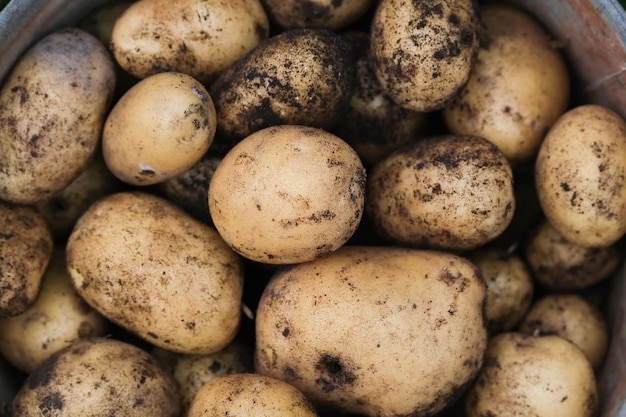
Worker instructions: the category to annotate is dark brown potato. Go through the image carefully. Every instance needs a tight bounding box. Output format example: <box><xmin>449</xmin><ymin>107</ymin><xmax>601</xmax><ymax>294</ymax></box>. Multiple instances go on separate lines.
<box><xmin>261</xmin><ymin>0</ymin><xmax>374</xmax><ymax>30</ymax></box>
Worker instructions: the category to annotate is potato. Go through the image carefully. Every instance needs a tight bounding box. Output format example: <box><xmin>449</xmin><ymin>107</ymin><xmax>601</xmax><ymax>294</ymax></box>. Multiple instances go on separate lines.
<box><xmin>11</xmin><ymin>337</ymin><xmax>181</xmax><ymax>417</ymax></box>
<box><xmin>518</xmin><ymin>294</ymin><xmax>608</xmax><ymax>371</ymax></box>
<box><xmin>0</xmin><ymin>28</ymin><xmax>116</xmax><ymax>204</ymax></box>
<box><xmin>443</xmin><ymin>4</ymin><xmax>570</xmax><ymax>163</ymax></box>
<box><xmin>66</xmin><ymin>191</ymin><xmax>244</xmax><ymax>354</ymax></box>
<box><xmin>465</xmin><ymin>332</ymin><xmax>598</xmax><ymax>417</ymax></box>
<box><xmin>110</xmin><ymin>0</ymin><xmax>270</xmax><ymax>84</ymax></box>
<box><xmin>366</xmin><ymin>134</ymin><xmax>515</xmax><ymax>251</ymax></box>
<box><xmin>0</xmin><ymin>248</ymin><xmax>110</xmax><ymax>373</ymax></box>
<box><xmin>369</xmin><ymin>0</ymin><xmax>480</xmax><ymax>112</ymax></box>
<box><xmin>255</xmin><ymin>246</ymin><xmax>487</xmax><ymax>417</ymax></box>
<box><xmin>188</xmin><ymin>373</ymin><xmax>319</xmax><ymax>417</ymax></box>
<box><xmin>535</xmin><ymin>104</ymin><xmax>626</xmax><ymax>247</ymax></box>
<box><xmin>0</xmin><ymin>203</ymin><xmax>53</xmax><ymax>317</ymax></box>
<box><xmin>103</xmin><ymin>72</ymin><xmax>217</xmax><ymax>186</ymax></box>
<box><xmin>208</xmin><ymin>125</ymin><xmax>366</xmax><ymax>264</ymax></box>
<box><xmin>524</xmin><ymin>219</ymin><xmax>621</xmax><ymax>290</ymax></box>
<box><xmin>209</xmin><ymin>29</ymin><xmax>354</xmax><ymax>141</ymax></box>
<box><xmin>262</xmin><ymin>0</ymin><xmax>374</xmax><ymax>30</ymax></box>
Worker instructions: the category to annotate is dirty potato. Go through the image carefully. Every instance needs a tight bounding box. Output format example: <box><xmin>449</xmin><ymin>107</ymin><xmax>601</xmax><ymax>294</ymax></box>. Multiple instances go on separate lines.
<box><xmin>262</xmin><ymin>0</ymin><xmax>374</xmax><ymax>30</ymax></box>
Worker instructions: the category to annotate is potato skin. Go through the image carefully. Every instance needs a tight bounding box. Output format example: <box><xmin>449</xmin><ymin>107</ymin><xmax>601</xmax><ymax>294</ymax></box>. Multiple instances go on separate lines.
<box><xmin>0</xmin><ymin>28</ymin><xmax>116</xmax><ymax>204</ymax></box>
<box><xmin>262</xmin><ymin>0</ymin><xmax>374</xmax><ymax>30</ymax></box>
<box><xmin>255</xmin><ymin>246</ymin><xmax>487</xmax><ymax>417</ymax></box>
<box><xmin>66</xmin><ymin>191</ymin><xmax>244</xmax><ymax>354</ymax></box>
<box><xmin>11</xmin><ymin>337</ymin><xmax>181</xmax><ymax>417</ymax></box>
<box><xmin>535</xmin><ymin>104</ymin><xmax>626</xmax><ymax>247</ymax></box>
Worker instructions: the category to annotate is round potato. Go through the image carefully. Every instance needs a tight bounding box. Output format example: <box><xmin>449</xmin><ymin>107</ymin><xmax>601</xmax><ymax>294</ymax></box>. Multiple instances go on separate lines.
<box><xmin>103</xmin><ymin>71</ymin><xmax>217</xmax><ymax>186</ymax></box>
<box><xmin>0</xmin><ymin>28</ymin><xmax>116</xmax><ymax>204</ymax></box>
<box><xmin>369</xmin><ymin>0</ymin><xmax>480</xmax><ymax>112</ymax></box>
<box><xmin>443</xmin><ymin>4</ymin><xmax>570</xmax><ymax>162</ymax></box>
<box><xmin>535</xmin><ymin>104</ymin><xmax>626</xmax><ymax>247</ymax></box>
<box><xmin>262</xmin><ymin>0</ymin><xmax>374</xmax><ymax>30</ymax></box>
<box><xmin>366</xmin><ymin>135</ymin><xmax>515</xmax><ymax>251</ymax></box>
<box><xmin>0</xmin><ymin>203</ymin><xmax>53</xmax><ymax>317</ymax></box>
<box><xmin>66</xmin><ymin>191</ymin><xmax>244</xmax><ymax>354</ymax></box>
<box><xmin>11</xmin><ymin>337</ymin><xmax>181</xmax><ymax>417</ymax></box>
<box><xmin>110</xmin><ymin>0</ymin><xmax>270</xmax><ymax>84</ymax></box>
<box><xmin>208</xmin><ymin>125</ymin><xmax>366</xmax><ymax>264</ymax></box>
<box><xmin>255</xmin><ymin>246</ymin><xmax>487</xmax><ymax>417</ymax></box>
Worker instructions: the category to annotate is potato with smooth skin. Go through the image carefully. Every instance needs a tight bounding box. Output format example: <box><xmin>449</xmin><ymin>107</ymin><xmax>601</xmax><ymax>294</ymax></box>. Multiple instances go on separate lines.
<box><xmin>366</xmin><ymin>135</ymin><xmax>515</xmax><ymax>251</ymax></box>
<box><xmin>535</xmin><ymin>104</ymin><xmax>626</xmax><ymax>247</ymax></box>
<box><xmin>262</xmin><ymin>0</ymin><xmax>374</xmax><ymax>30</ymax></box>
<box><xmin>11</xmin><ymin>337</ymin><xmax>181</xmax><ymax>417</ymax></box>
<box><xmin>465</xmin><ymin>332</ymin><xmax>598</xmax><ymax>417</ymax></box>
<box><xmin>103</xmin><ymin>72</ymin><xmax>217</xmax><ymax>186</ymax></box>
<box><xmin>0</xmin><ymin>248</ymin><xmax>110</xmax><ymax>373</ymax></box>
<box><xmin>208</xmin><ymin>125</ymin><xmax>366</xmax><ymax>264</ymax></box>
<box><xmin>209</xmin><ymin>29</ymin><xmax>354</xmax><ymax>141</ymax></box>
<box><xmin>443</xmin><ymin>4</ymin><xmax>570</xmax><ymax>163</ymax></box>
<box><xmin>369</xmin><ymin>0</ymin><xmax>480</xmax><ymax>112</ymax></box>
<box><xmin>255</xmin><ymin>246</ymin><xmax>487</xmax><ymax>417</ymax></box>
<box><xmin>0</xmin><ymin>28</ymin><xmax>116</xmax><ymax>204</ymax></box>
<box><xmin>66</xmin><ymin>191</ymin><xmax>244</xmax><ymax>354</ymax></box>
<box><xmin>110</xmin><ymin>0</ymin><xmax>269</xmax><ymax>84</ymax></box>
<box><xmin>0</xmin><ymin>203</ymin><xmax>53</xmax><ymax>317</ymax></box>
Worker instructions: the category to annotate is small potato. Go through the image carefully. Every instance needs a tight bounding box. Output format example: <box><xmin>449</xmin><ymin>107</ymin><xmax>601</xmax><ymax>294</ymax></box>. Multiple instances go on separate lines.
<box><xmin>518</xmin><ymin>294</ymin><xmax>608</xmax><ymax>371</ymax></box>
<box><xmin>465</xmin><ymin>332</ymin><xmax>598</xmax><ymax>417</ymax></box>
<box><xmin>443</xmin><ymin>4</ymin><xmax>570</xmax><ymax>162</ymax></box>
<box><xmin>110</xmin><ymin>0</ymin><xmax>270</xmax><ymax>84</ymax></box>
<box><xmin>66</xmin><ymin>191</ymin><xmax>244</xmax><ymax>354</ymax></box>
<box><xmin>535</xmin><ymin>104</ymin><xmax>626</xmax><ymax>247</ymax></box>
<box><xmin>366</xmin><ymin>135</ymin><xmax>515</xmax><ymax>251</ymax></box>
<box><xmin>209</xmin><ymin>29</ymin><xmax>354</xmax><ymax>141</ymax></box>
<box><xmin>11</xmin><ymin>338</ymin><xmax>181</xmax><ymax>417</ymax></box>
<box><xmin>208</xmin><ymin>125</ymin><xmax>366</xmax><ymax>264</ymax></box>
<box><xmin>369</xmin><ymin>0</ymin><xmax>480</xmax><ymax>111</ymax></box>
<box><xmin>0</xmin><ymin>203</ymin><xmax>53</xmax><ymax>317</ymax></box>
<box><xmin>0</xmin><ymin>248</ymin><xmax>110</xmax><ymax>373</ymax></box>
<box><xmin>262</xmin><ymin>0</ymin><xmax>374</xmax><ymax>30</ymax></box>
<box><xmin>188</xmin><ymin>373</ymin><xmax>319</xmax><ymax>417</ymax></box>
<box><xmin>0</xmin><ymin>28</ymin><xmax>116</xmax><ymax>204</ymax></box>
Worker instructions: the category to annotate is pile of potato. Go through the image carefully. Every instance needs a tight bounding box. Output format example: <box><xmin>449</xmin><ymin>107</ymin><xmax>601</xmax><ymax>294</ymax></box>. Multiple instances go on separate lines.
<box><xmin>0</xmin><ymin>0</ymin><xmax>625</xmax><ymax>416</ymax></box>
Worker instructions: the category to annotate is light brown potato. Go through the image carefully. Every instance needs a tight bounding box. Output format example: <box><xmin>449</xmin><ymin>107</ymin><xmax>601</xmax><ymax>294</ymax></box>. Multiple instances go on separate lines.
<box><xmin>535</xmin><ymin>104</ymin><xmax>626</xmax><ymax>247</ymax></box>
<box><xmin>255</xmin><ymin>246</ymin><xmax>487</xmax><ymax>417</ymax></box>
<box><xmin>0</xmin><ymin>28</ymin><xmax>116</xmax><ymax>204</ymax></box>
<box><xmin>443</xmin><ymin>4</ymin><xmax>570</xmax><ymax>163</ymax></box>
<box><xmin>208</xmin><ymin>125</ymin><xmax>366</xmax><ymax>264</ymax></box>
<box><xmin>66</xmin><ymin>191</ymin><xmax>244</xmax><ymax>354</ymax></box>
<box><xmin>366</xmin><ymin>135</ymin><xmax>515</xmax><ymax>251</ymax></box>
<box><xmin>209</xmin><ymin>29</ymin><xmax>354</xmax><ymax>141</ymax></box>
<box><xmin>110</xmin><ymin>0</ymin><xmax>269</xmax><ymax>84</ymax></box>
<box><xmin>465</xmin><ymin>332</ymin><xmax>598</xmax><ymax>417</ymax></box>
<box><xmin>262</xmin><ymin>0</ymin><xmax>374</xmax><ymax>30</ymax></box>
<box><xmin>518</xmin><ymin>294</ymin><xmax>609</xmax><ymax>371</ymax></box>
<box><xmin>11</xmin><ymin>338</ymin><xmax>181</xmax><ymax>417</ymax></box>
<box><xmin>103</xmin><ymin>72</ymin><xmax>217</xmax><ymax>186</ymax></box>
<box><xmin>524</xmin><ymin>219</ymin><xmax>621</xmax><ymax>290</ymax></box>
<box><xmin>369</xmin><ymin>0</ymin><xmax>480</xmax><ymax>112</ymax></box>
<box><xmin>0</xmin><ymin>203</ymin><xmax>53</xmax><ymax>317</ymax></box>
<box><xmin>188</xmin><ymin>373</ymin><xmax>319</xmax><ymax>417</ymax></box>
<box><xmin>0</xmin><ymin>248</ymin><xmax>110</xmax><ymax>373</ymax></box>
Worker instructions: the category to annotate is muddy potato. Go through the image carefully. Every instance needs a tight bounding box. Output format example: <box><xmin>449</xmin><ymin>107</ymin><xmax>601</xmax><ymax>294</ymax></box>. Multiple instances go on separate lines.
<box><xmin>0</xmin><ymin>28</ymin><xmax>116</xmax><ymax>204</ymax></box>
<box><xmin>262</xmin><ymin>0</ymin><xmax>374</xmax><ymax>30</ymax></box>
<box><xmin>209</xmin><ymin>29</ymin><xmax>354</xmax><ymax>141</ymax></box>
<box><xmin>366</xmin><ymin>135</ymin><xmax>515</xmax><ymax>251</ymax></box>
<box><xmin>12</xmin><ymin>337</ymin><xmax>181</xmax><ymax>417</ymax></box>
<box><xmin>443</xmin><ymin>4</ymin><xmax>570</xmax><ymax>163</ymax></box>
<box><xmin>208</xmin><ymin>125</ymin><xmax>365</xmax><ymax>264</ymax></box>
<box><xmin>0</xmin><ymin>203</ymin><xmax>53</xmax><ymax>317</ymax></box>
<box><xmin>66</xmin><ymin>191</ymin><xmax>244</xmax><ymax>354</ymax></box>
<box><xmin>524</xmin><ymin>218</ymin><xmax>621</xmax><ymax>290</ymax></box>
<box><xmin>255</xmin><ymin>246</ymin><xmax>487</xmax><ymax>417</ymax></box>
<box><xmin>0</xmin><ymin>249</ymin><xmax>110</xmax><ymax>373</ymax></box>
<box><xmin>518</xmin><ymin>294</ymin><xmax>608</xmax><ymax>371</ymax></box>
<box><xmin>369</xmin><ymin>0</ymin><xmax>480</xmax><ymax>112</ymax></box>
<box><xmin>535</xmin><ymin>104</ymin><xmax>626</xmax><ymax>247</ymax></box>
<box><xmin>110</xmin><ymin>0</ymin><xmax>269</xmax><ymax>84</ymax></box>
<box><xmin>465</xmin><ymin>332</ymin><xmax>598</xmax><ymax>417</ymax></box>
